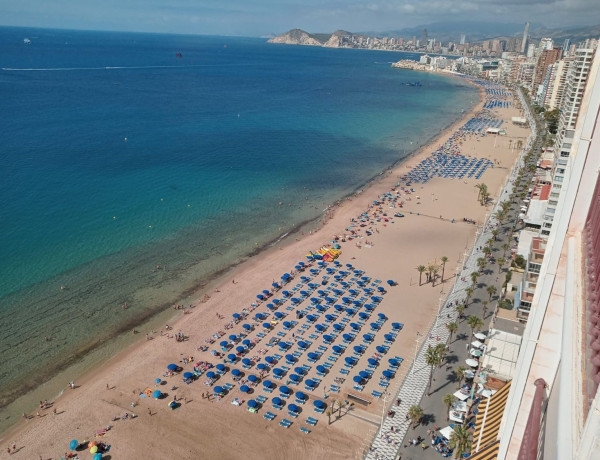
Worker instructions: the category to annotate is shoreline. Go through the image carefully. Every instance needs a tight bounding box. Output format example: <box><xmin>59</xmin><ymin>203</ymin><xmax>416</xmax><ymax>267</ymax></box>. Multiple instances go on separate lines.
<box><xmin>0</xmin><ymin>74</ymin><xmax>486</xmax><ymax>444</ymax></box>
<box><xmin>0</xmin><ymin>74</ymin><xmax>479</xmax><ymax>429</ymax></box>
<box><xmin>1</xmin><ymin>77</ymin><xmax>532</xmax><ymax>460</ymax></box>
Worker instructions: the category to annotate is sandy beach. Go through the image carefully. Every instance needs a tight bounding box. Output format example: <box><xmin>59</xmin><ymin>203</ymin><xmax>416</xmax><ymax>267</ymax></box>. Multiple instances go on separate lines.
<box><xmin>2</xmin><ymin>78</ymin><xmax>530</xmax><ymax>460</ymax></box>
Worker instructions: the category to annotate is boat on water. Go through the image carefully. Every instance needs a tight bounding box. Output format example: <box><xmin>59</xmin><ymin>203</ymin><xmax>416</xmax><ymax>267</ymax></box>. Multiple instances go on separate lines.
<box><xmin>175</xmin><ymin>52</ymin><xmax>182</xmax><ymax>58</ymax></box>
<box><xmin>23</xmin><ymin>38</ymin><xmax>31</xmax><ymax>45</ymax></box>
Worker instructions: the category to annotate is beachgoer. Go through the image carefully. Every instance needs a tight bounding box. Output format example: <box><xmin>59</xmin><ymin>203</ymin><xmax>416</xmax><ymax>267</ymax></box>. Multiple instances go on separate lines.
<box><xmin>7</xmin><ymin>447</ymin><xmax>10</xmax><ymax>455</ymax></box>
<box><xmin>148</xmin><ymin>408</ymin><xmax>152</xmax><ymax>416</ymax></box>
<box><xmin>53</xmin><ymin>408</ymin><xmax>57</xmax><ymax>415</ymax></box>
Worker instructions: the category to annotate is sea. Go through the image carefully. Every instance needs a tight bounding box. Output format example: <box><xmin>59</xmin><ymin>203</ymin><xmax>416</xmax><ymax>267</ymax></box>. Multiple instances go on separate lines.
<box><xmin>0</xmin><ymin>26</ymin><xmax>477</xmax><ymax>432</ymax></box>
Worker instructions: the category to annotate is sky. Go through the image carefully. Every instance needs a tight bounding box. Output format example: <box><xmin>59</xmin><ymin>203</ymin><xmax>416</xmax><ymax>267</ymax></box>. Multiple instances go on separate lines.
<box><xmin>1</xmin><ymin>0</ymin><xmax>598</xmax><ymax>37</ymax></box>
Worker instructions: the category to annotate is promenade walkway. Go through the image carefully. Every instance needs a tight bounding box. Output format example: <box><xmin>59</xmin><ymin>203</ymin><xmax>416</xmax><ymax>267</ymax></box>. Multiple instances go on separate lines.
<box><xmin>363</xmin><ymin>88</ymin><xmax>537</xmax><ymax>460</ymax></box>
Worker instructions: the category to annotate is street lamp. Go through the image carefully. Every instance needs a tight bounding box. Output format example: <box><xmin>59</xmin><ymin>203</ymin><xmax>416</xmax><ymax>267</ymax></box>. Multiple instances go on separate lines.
<box><xmin>412</xmin><ymin>332</ymin><xmax>423</xmax><ymax>375</ymax></box>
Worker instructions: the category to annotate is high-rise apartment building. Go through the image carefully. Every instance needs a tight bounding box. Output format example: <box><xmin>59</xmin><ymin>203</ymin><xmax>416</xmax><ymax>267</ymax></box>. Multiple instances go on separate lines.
<box><xmin>460</xmin><ymin>34</ymin><xmax>466</xmax><ymax>45</ymax></box>
<box><xmin>493</xmin><ymin>50</ymin><xmax>600</xmax><ymax>459</ymax></box>
<box><xmin>533</xmin><ymin>48</ymin><xmax>562</xmax><ymax>89</ymax></box>
<box><xmin>520</xmin><ymin>22</ymin><xmax>530</xmax><ymax>54</ymax></box>
<box><xmin>421</xmin><ymin>29</ymin><xmax>428</xmax><ymax>48</ymax></box>
<box><xmin>547</xmin><ymin>58</ymin><xmax>574</xmax><ymax>110</ymax></box>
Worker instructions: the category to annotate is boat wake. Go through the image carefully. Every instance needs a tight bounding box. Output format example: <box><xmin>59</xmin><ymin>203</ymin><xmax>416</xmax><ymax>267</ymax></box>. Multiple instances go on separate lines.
<box><xmin>1</xmin><ymin>64</ymin><xmax>251</xmax><ymax>72</ymax></box>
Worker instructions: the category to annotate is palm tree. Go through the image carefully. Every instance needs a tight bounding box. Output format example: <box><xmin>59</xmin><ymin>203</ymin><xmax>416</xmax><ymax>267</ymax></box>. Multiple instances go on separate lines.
<box><xmin>427</xmin><ymin>264</ymin><xmax>436</xmax><ymax>284</ymax></box>
<box><xmin>450</xmin><ymin>425</ymin><xmax>473</xmax><ymax>458</ymax></box>
<box><xmin>492</xmin><ymin>229</ymin><xmax>499</xmax><ymax>241</ymax></box>
<box><xmin>431</xmin><ymin>266</ymin><xmax>439</xmax><ymax>287</ymax></box>
<box><xmin>407</xmin><ymin>405</ymin><xmax>424</xmax><ymax>429</ymax></box>
<box><xmin>425</xmin><ymin>347</ymin><xmax>442</xmax><ymax>394</ymax></box>
<box><xmin>440</xmin><ymin>256</ymin><xmax>448</xmax><ymax>282</ymax></box>
<box><xmin>446</xmin><ymin>322</ymin><xmax>458</xmax><ymax>343</ymax></box>
<box><xmin>477</xmin><ymin>257</ymin><xmax>487</xmax><ymax>272</ymax></box>
<box><xmin>336</xmin><ymin>399</ymin><xmax>344</xmax><ymax>418</ymax></box>
<box><xmin>443</xmin><ymin>394</ymin><xmax>457</xmax><ymax>420</ymax></box>
<box><xmin>435</xmin><ymin>343</ymin><xmax>448</xmax><ymax>367</ymax></box>
<box><xmin>465</xmin><ymin>287</ymin><xmax>474</xmax><ymax>305</ymax></box>
<box><xmin>497</xmin><ymin>257</ymin><xmax>506</xmax><ymax>273</ymax></box>
<box><xmin>502</xmin><ymin>243</ymin><xmax>510</xmax><ymax>257</ymax></box>
<box><xmin>486</xmin><ymin>285</ymin><xmax>497</xmax><ymax>302</ymax></box>
<box><xmin>456</xmin><ymin>305</ymin><xmax>466</xmax><ymax>320</ymax></box>
<box><xmin>326</xmin><ymin>409</ymin><xmax>332</xmax><ymax>425</ymax></box>
<box><xmin>482</xmin><ymin>246</ymin><xmax>492</xmax><ymax>257</ymax></box>
<box><xmin>482</xmin><ymin>300</ymin><xmax>489</xmax><ymax>319</ymax></box>
<box><xmin>475</xmin><ymin>183</ymin><xmax>484</xmax><ymax>201</ymax></box>
<box><xmin>416</xmin><ymin>265</ymin><xmax>426</xmax><ymax>286</ymax></box>
<box><xmin>470</xmin><ymin>272</ymin><xmax>479</xmax><ymax>286</ymax></box>
<box><xmin>467</xmin><ymin>315</ymin><xmax>484</xmax><ymax>337</ymax></box>
<box><xmin>455</xmin><ymin>366</ymin><xmax>468</xmax><ymax>389</ymax></box>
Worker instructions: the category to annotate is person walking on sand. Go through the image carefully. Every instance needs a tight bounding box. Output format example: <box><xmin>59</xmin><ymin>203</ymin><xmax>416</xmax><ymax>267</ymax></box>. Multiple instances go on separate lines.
<box><xmin>148</xmin><ymin>408</ymin><xmax>152</xmax><ymax>416</ymax></box>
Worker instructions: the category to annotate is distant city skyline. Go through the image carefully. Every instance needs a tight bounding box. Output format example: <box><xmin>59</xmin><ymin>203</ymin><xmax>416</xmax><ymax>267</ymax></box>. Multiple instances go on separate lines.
<box><xmin>1</xmin><ymin>0</ymin><xmax>599</xmax><ymax>37</ymax></box>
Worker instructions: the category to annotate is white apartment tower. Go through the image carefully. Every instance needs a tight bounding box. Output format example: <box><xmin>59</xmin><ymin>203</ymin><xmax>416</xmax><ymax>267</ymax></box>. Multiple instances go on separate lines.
<box><xmin>542</xmin><ymin>48</ymin><xmax>596</xmax><ymax>236</ymax></box>
<box><xmin>521</xmin><ymin>22</ymin><xmax>530</xmax><ymax>54</ymax></box>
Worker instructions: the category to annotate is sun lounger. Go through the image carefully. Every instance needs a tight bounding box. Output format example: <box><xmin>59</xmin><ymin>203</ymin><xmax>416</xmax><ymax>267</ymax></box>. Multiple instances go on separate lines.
<box><xmin>224</xmin><ymin>383</ymin><xmax>235</xmax><ymax>390</ymax></box>
<box><xmin>314</xmin><ymin>406</ymin><xmax>325</xmax><ymax>414</ymax></box>
<box><xmin>339</xmin><ymin>368</ymin><xmax>349</xmax><ymax>375</ymax></box>
<box><xmin>264</xmin><ymin>411</ymin><xmax>276</xmax><ymax>420</ymax></box>
<box><xmin>330</xmin><ymin>384</ymin><xmax>340</xmax><ymax>393</ymax></box>
<box><xmin>306</xmin><ymin>417</ymin><xmax>318</xmax><ymax>426</ymax></box>
<box><xmin>256</xmin><ymin>395</ymin><xmax>268</xmax><ymax>404</ymax></box>
<box><xmin>371</xmin><ymin>390</ymin><xmax>383</xmax><ymax>398</ymax></box>
<box><xmin>279</xmin><ymin>419</ymin><xmax>293</xmax><ymax>428</ymax></box>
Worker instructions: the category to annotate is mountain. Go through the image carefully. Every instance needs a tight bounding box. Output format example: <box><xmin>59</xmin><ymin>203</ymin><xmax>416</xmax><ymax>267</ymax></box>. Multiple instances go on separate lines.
<box><xmin>267</xmin><ymin>29</ymin><xmax>328</xmax><ymax>46</ymax></box>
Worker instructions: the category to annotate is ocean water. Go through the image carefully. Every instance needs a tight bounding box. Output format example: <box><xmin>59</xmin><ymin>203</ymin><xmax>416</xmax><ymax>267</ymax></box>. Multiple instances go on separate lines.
<box><xmin>0</xmin><ymin>26</ymin><xmax>477</xmax><ymax>420</ymax></box>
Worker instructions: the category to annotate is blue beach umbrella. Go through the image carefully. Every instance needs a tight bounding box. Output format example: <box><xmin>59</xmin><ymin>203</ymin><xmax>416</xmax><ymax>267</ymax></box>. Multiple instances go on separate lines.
<box><xmin>243</xmin><ymin>323</ymin><xmax>252</xmax><ymax>330</ymax></box>
<box><xmin>288</xmin><ymin>403</ymin><xmax>299</xmax><ymax>413</ymax></box>
<box><xmin>155</xmin><ymin>378</ymin><xmax>162</xmax><ymax>384</ymax></box>
<box><xmin>242</xmin><ymin>339</ymin><xmax>251</xmax><ymax>346</ymax></box>
<box><xmin>262</xmin><ymin>322</ymin><xmax>271</xmax><ymax>329</ymax></box>
<box><xmin>183</xmin><ymin>372</ymin><xmax>194</xmax><ymax>379</ymax></box>
<box><xmin>213</xmin><ymin>386</ymin><xmax>224</xmax><ymax>395</ymax></box>
<box><xmin>206</xmin><ymin>371</ymin><xmax>216</xmax><ymax>379</ymax></box>
<box><xmin>280</xmin><ymin>386</ymin><xmax>292</xmax><ymax>395</ymax></box>
<box><xmin>384</xmin><ymin>334</ymin><xmax>394</xmax><ymax>342</ymax></box>
<box><xmin>359</xmin><ymin>312</ymin><xmax>370</xmax><ymax>320</ymax></box>
<box><xmin>333</xmin><ymin>323</ymin><xmax>344</xmax><ymax>331</ymax></box>
<box><xmin>217</xmin><ymin>363</ymin><xmax>227</xmax><ymax>371</ymax></box>
<box><xmin>236</xmin><ymin>346</ymin><xmax>245</xmax><ymax>353</ymax></box>
<box><xmin>220</xmin><ymin>340</ymin><xmax>229</xmax><ymax>347</ymax></box>
<box><xmin>273</xmin><ymin>368</ymin><xmax>284</xmax><ymax>376</ymax></box>
<box><xmin>289</xmin><ymin>374</ymin><xmax>301</xmax><ymax>383</ymax></box>
<box><xmin>364</xmin><ymin>304</ymin><xmax>375</xmax><ymax>311</ymax></box>
<box><xmin>272</xmin><ymin>396</ymin><xmax>283</xmax><ymax>406</ymax></box>
<box><xmin>232</xmin><ymin>313</ymin><xmax>241</xmax><ymax>319</ymax></box>
<box><xmin>353</xmin><ymin>345</ymin><xmax>363</xmax><ymax>353</ymax></box>
<box><xmin>266</xmin><ymin>303</ymin><xmax>275</xmax><ymax>310</ymax></box>
<box><xmin>226</xmin><ymin>354</ymin><xmax>236</xmax><ymax>362</ymax></box>
<box><xmin>152</xmin><ymin>390</ymin><xmax>161</xmax><ymax>399</ymax></box>
<box><xmin>377</xmin><ymin>313</ymin><xmax>386</xmax><ymax>320</ymax></box>
<box><xmin>389</xmin><ymin>358</ymin><xmax>400</xmax><ymax>366</ymax></box>
<box><xmin>305</xmin><ymin>379</ymin><xmax>317</xmax><ymax>388</ymax></box>
<box><xmin>263</xmin><ymin>380</ymin><xmax>274</xmax><ymax>389</ymax></box>
<box><xmin>283</xmin><ymin>321</ymin><xmax>292</xmax><ymax>329</ymax></box>
<box><xmin>247</xmin><ymin>374</ymin><xmax>258</xmax><ymax>382</ymax></box>
<box><xmin>332</xmin><ymin>345</ymin><xmax>343</xmax><ymax>354</ymax></box>
<box><xmin>257</xmin><ymin>362</ymin><xmax>268</xmax><ymax>370</ymax></box>
<box><xmin>316</xmin><ymin>365</ymin><xmax>326</xmax><ymax>374</ymax></box>
<box><xmin>93</xmin><ymin>454</ymin><xmax>102</xmax><ymax>460</ymax></box>
<box><xmin>316</xmin><ymin>305</ymin><xmax>327</xmax><ymax>312</ymax></box>
<box><xmin>286</xmin><ymin>354</ymin><xmax>296</xmax><ymax>363</ymax></box>
<box><xmin>257</xmin><ymin>294</ymin><xmax>264</xmax><ymax>300</ymax></box>
<box><xmin>359</xmin><ymin>371</ymin><xmax>370</xmax><ymax>379</ymax></box>
<box><xmin>370</xmin><ymin>322</ymin><xmax>380</xmax><ymax>330</ymax></box>
<box><xmin>313</xmin><ymin>399</ymin><xmax>326</xmax><ymax>409</ymax></box>
<box><xmin>334</xmin><ymin>304</ymin><xmax>344</xmax><ymax>312</ymax></box>
<box><xmin>353</xmin><ymin>376</ymin><xmax>363</xmax><ymax>384</ymax></box>
<box><xmin>242</xmin><ymin>358</ymin><xmax>252</xmax><ymax>367</ymax></box>
<box><xmin>275</xmin><ymin>311</ymin><xmax>285</xmax><ymax>319</ymax></box>
<box><xmin>240</xmin><ymin>385</ymin><xmax>250</xmax><ymax>393</ymax></box>
<box><xmin>167</xmin><ymin>364</ymin><xmax>178</xmax><ymax>371</ymax></box>
<box><xmin>296</xmin><ymin>391</ymin><xmax>307</xmax><ymax>401</ymax></box>
<box><xmin>294</xmin><ymin>367</ymin><xmax>305</xmax><ymax>375</ymax></box>
<box><xmin>298</xmin><ymin>341</ymin><xmax>309</xmax><ymax>349</ymax></box>
<box><xmin>383</xmin><ymin>370</ymin><xmax>395</xmax><ymax>379</ymax></box>
<box><xmin>265</xmin><ymin>356</ymin><xmax>275</xmax><ymax>364</ymax></box>
<box><xmin>247</xmin><ymin>400</ymin><xmax>258</xmax><ymax>408</ymax></box>
<box><xmin>307</xmin><ymin>352</ymin><xmax>319</xmax><ymax>360</ymax></box>
<box><xmin>343</xmin><ymin>333</ymin><xmax>354</xmax><ymax>342</ymax></box>
<box><xmin>344</xmin><ymin>357</ymin><xmax>357</xmax><ymax>365</ymax></box>
<box><xmin>350</xmin><ymin>323</ymin><xmax>361</xmax><ymax>330</ymax></box>
<box><xmin>376</xmin><ymin>346</ymin><xmax>387</xmax><ymax>354</ymax></box>
<box><xmin>272</xmin><ymin>298</ymin><xmax>281</xmax><ymax>305</ymax></box>
<box><xmin>232</xmin><ymin>368</ymin><xmax>241</xmax><ymax>377</ymax></box>
<box><xmin>392</xmin><ymin>322</ymin><xmax>402</xmax><ymax>330</ymax></box>
<box><xmin>69</xmin><ymin>440</ymin><xmax>78</xmax><ymax>450</ymax></box>
<box><xmin>368</xmin><ymin>358</ymin><xmax>378</xmax><ymax>366</ymax></box>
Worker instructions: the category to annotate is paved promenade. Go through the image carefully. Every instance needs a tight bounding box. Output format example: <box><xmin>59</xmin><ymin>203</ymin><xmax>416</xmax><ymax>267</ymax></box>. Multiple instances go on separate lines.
<box><xmin>364</xmin><ymin>88</ymin><xmax>537</xmax><ymax>460</ymax></box>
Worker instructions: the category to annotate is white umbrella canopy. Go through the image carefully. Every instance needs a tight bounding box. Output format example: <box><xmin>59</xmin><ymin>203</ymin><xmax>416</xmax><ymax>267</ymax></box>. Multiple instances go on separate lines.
<box><xmin>471</xmin><ymin>340</ymin><xmax>484</xmax><ymax>348</ymax></box>
<box><xmin>474</xmin><ymin>332</ymin><xmax>487</xmax><ymax>341</ymax></box>
<box><xmin>439</xmin><ymin>426</ymin><xmax>455</xmax><ymax>440</ymax></box>
<box><xmin>466</xmin><ymin>358</ymin><xmax>479</xmax><ymax>367</ymax></box>
<box><xmin>470</xmin><ymin>349</ymin><xmax>483</xmax><ymax>357</ymax></box>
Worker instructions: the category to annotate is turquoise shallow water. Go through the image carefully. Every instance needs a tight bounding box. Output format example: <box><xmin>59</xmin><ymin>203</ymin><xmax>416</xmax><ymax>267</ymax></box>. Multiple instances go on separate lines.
<box><xmin>0</xmin><ymin>26</ymin><xmax>477</xmax><ymax>415</ymax></box>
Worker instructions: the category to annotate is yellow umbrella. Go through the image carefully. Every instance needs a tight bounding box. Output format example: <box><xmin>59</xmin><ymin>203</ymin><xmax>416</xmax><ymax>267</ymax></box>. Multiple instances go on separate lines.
<box><xmin>90</xmin><ymin>446</ymin><xmax>98</xmax><ymax>454</ymax></box>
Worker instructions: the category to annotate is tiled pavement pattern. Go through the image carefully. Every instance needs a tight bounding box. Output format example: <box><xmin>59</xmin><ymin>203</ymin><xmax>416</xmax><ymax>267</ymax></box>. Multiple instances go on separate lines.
<box><xmin>363</xmin><ymin>88</ymin><xmax>537</xmax><ymax>460</ymax></box>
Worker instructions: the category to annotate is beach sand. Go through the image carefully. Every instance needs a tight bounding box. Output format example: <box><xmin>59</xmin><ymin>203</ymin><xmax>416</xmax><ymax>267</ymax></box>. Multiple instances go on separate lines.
<box><xmin>2</xmin><ymin>81</ymin><xmax>530</xmax><ymax>459</ymax></box>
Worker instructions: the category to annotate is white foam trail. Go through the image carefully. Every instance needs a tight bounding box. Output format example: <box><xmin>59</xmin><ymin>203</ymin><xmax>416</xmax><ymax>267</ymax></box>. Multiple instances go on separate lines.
<box><xmin>1</xmin><ymin>64</ymin><xmax>249</xmax><ymax>71</ymax></box>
